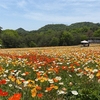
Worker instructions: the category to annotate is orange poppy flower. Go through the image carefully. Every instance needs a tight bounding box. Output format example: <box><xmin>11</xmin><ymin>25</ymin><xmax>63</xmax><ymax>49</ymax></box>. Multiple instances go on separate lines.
<box><xmin>61</xmin><ymin>66</ymin><xmax>67</xmax><ymax>70</ymax></box>
<box><xmin>53</xmin><ymin>78</ymin><xmax>59</xmax><ymax>82</ymax></box>
<box><xmin>54</xmin><ymin>67</ymin><xmax>59</xmax><ymax>73</ymax></box>
<box><xmin>0</xmin><ymin>66</ymin><xmax>4</xmax><ymax>74</ymax></box>
<box><xmin>96</xmin><ymin>70</ymin><xmax>100</xmax><ymax>78</ymax></box>
<box><xmin>8</xmin><ymin>93</ymin><xmax>21</xmax><ymax>100</ymax></box>
<box><xmin>50</xmin><ymin>84</ymin><xmax>58</xmax><ymax>89</ymax></box>
<box><xmin>36</xmin><ymin>86</ymin><xmax>42</xmax><ymax>90</ymax></box>
<box><xmin>25</xmin><ymin>72</ymin><xmax>29</xmax><ymax>75</ymax></box>
<box><xmin>37</xmin><ymin>93</ymin><xmax>43</xmax><ymax>98</ymax></box>
<box><xmin>36</xmin><ymin>72</ymin><xmax>41</xmax><ymax>78</ymax></box>
<box><xmin>46</xmin><ymin>87</ymin><xmax>52</xmax><ymax>92</ymax></box>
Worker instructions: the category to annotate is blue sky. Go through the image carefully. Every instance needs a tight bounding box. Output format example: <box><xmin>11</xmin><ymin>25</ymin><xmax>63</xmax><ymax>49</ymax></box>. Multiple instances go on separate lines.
<box><xmin>0</xmin><ymin>0</ymin><xmax>100</xmax><ymax>31</ymax></box>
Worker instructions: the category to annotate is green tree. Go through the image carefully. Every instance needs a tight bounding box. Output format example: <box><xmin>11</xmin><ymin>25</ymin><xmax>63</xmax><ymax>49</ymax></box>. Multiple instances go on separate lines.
<box><xmin>70</xmin><ymin>29</ymin><xmax>81</xmax><ymax>45</ymax></box>
<box><xmin>1</xmin><ymin>29</ymin><xmax>20</xmax><ymax>48</ymax></box>
<box><xmin>86</xmin><ymin>30</ymin><xmax>93</xmax><ymax>39</ymax></box>
<box><xmin>0</xmin><ymin>26</ymin><xmax>2</xmax><ymax>33</ymax></box>
<box><xmin>0</xmin><ymin>39</ymin><xmax>2</xmax><ymax>48</ymax></box>
<box><xmin>60</xmin><ymin>31</ymin><xmax>73</xmax><ymax>46</ymax></box>
<box><xmin>29</xmin><ymin>41</ymin><xmax>37</xmax><ymax>47</ymax></box>
<box><xmin>93</xmin><ymin>29</ymin><xmax>100</xmax><ymax>37</ymax></box>
<box><xmin>80</xmin><ymin>34</ymin><xmax>88</xmax><ymax>41</ymax></box>
<box><xmin>79</xmin><ymin>27</ymin><xmax>88</xmax><ymax>33</ymax></box>
<box><xmin>49</xmin><ymin>37</ymin><xmax>59</xmax><ymax>46</ymax></box>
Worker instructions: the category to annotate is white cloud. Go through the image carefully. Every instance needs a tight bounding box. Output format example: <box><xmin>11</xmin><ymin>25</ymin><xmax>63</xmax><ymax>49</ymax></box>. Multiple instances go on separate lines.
<box><xmin>0</xmin><ymin>4</ymin><xmax>8</xmax><ymax>9</ymax></box>
<box><xmin>1</xmin><ymin>0</ymin><xmax>100</xmax><ymax>30</ymax></box>
<box><xmin>24</xmin><ymin>8</ymin><xmax>100</xmax><ymax>25</ymax></box>
<box><xmin>17</xmin><ymin>0</ymin><xmax>27</xmax><ymax>8</ymax></box>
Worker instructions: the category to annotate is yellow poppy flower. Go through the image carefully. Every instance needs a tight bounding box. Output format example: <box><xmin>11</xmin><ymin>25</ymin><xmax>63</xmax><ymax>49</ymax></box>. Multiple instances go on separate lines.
<box><xmin>27</xmin><ymin>80</ymin><xmax>35</xmax><ymax>88</ymax></box>
<box><xmin>8</xmin><ymin>75</ymin><xmax>16</xmax><ymax>82</ymax></box>
<box><xmin>38</xmin><ymin>76</ymin><xmax>48</xmax><ymax>82</ymax></box>
<box><xmin>16</xmin><ymin>79</ymin><xmax>22</xmax><ymax>85</ymax></box>
<box><xmin>31</xmin><ymin>88</ymin><xmax>37</xmax><ymax>98</ymax></box>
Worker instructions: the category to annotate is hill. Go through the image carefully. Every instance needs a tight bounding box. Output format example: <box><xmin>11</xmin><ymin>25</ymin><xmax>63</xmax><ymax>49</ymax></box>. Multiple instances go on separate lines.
<box><xmin>16</xmin><ymin>28</ymin><xmax>29</xmax><ymax>34</ymax></box>
<box><xmin>0</xmin><ymin>21</ymin><xmax>100</xmax><ymax>48</ymax></box>
<box><xmin>38</xmin><ymin>24</ymin><xmax>67</xmax><ymax>31</ymax></box>
<box><xmin>69</xmin><ymin>22</ymin><xmax>100</xmax><ymax>29</ymax></box>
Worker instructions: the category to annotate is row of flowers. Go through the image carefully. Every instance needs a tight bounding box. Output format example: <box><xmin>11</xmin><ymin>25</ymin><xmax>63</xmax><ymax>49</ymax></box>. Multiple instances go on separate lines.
<box><xmin>0</xmin><ymin>46</ymin><xmax>100</xmax><ymax>99</ymax></box>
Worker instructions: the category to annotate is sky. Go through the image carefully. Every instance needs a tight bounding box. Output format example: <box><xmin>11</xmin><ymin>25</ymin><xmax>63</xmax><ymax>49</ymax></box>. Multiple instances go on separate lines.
<box><xmin>0</xmin><ymin>0</ymin><xmax>100</xmax><ymax>31</ymax></box>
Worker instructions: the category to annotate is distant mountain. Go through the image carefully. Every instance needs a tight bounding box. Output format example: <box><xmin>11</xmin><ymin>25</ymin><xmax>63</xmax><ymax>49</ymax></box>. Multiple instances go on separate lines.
<box><xmin>38</xmin><ymin>24</ymin><xmax>67</xmax><ymax>31</ymax></box>
<box><xmin>16</xmin><ymin>22</ymin><xmax>100</xmax><ymax>32</ymax></box>
<box><xmin>69</xmin><ymin>22</ymin><xmax>100</xmax><ymax>29</ymax></box>
<box><xmin>16</xmin><ymin>28</ymin><xmax>29</xmax><ymax>34</ymax></box>
<box><xmin>38</xmin><ymin>22</ymin><xmax>100</xmax><ymax>32</ymax></box>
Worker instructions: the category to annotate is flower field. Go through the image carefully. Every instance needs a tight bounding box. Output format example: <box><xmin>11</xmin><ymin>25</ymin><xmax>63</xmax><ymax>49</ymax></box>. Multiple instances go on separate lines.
<box><xmin>0</xmin><ymin>45</ymin><xmax>100</xmax><ymax>100</ymax></box>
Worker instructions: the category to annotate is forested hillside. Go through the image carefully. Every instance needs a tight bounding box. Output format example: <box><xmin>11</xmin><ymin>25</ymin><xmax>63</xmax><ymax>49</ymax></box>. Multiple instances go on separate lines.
<box><xmin>0</xmin><ymin>22</ymin><xmax>100</xmax><ymax>48</ymax></box>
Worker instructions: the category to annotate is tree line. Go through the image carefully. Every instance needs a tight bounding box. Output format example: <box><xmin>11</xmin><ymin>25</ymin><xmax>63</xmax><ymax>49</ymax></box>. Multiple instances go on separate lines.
<box><xmin>0</xmin><ymin>22</ymin><xmax>100</xmax><ymax>48</ymax></box>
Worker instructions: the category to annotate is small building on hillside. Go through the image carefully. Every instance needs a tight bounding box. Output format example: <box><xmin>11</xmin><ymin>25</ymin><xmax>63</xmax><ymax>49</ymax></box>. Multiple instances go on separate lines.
<box><xmin>88</xmin><ymin>37</ymin><xmax>100</xmax><ymax>43</ymax></box>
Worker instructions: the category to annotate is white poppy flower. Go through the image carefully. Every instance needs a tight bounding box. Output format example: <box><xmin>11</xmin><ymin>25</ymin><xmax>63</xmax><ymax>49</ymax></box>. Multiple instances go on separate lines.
<box><xmin>57</xmin><ymin>90</ymin><xmax>66</xmax><ymax>95</ymax></box>
<box><xmin>55</xmin><ymin>76</ymin><xmax>62</xmax><ymax>81</ymax></box>
<box><xmin>71</xmin><ymin>90</ymin><xmax>78</xmax><ymax>95</ymax></box>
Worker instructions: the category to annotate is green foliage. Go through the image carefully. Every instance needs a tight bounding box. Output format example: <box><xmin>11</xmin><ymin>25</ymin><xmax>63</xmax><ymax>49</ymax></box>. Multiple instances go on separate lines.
<box><xmin>60</xmin><ymin>31</ymin><xmax>74</xmax><ymax>46</ymax></box>
<box><xmin>80</xmin><ymin>35</ymin><xmax>88</xmax><ymax>41</ymax></box>
<box><xmin>93</xmin><ymin>29</ymin><xmax>100</xmax><ymax>37</ymax></box>
<box><xmin>0</xmin><ymin>26</ymin><xmax>3</xmax><ymax>33</ymax></box>
<box><xmin>29</xmin><ymin>41</ymin><xmax>37</xmax><ymax>47</ymax></box>
<box><xmin>0</xmin><ymin>22</ymin><xmax>100</xmax><ymax>48</ymax></box>
<box><xmin>1</xmin><ymin>29</ymin><xmax>20</xmax><ymax>48</ymax></box>
<box><xmin>49</xmin><ymin>37</ymin><xmax>59</xmax><ymax>46</ymax></box>
<box><xmin>0</xmin><ymin>38</ymin><xmax>2</xmax><ymax>45</ymax></box>
<box><xmin>69</xmin><ymin>22</ymin><xmax>99</xmax><ymax>29</ymax></box>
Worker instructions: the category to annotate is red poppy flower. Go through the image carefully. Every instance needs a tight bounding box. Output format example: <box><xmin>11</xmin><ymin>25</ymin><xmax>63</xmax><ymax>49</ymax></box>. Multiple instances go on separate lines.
<box><xmin>0</xmin><ymin>79</ymin><xmax>6</xmax><ymax>85</ymax></box>
<box><xmin>0</xmin><ymin>89</ymin><xmax>8</xmax><ymax>96</ymax></box>
<box><xmin>37</xmin><ymin>93</ymin><xmax>43</xmax><ymax>98</ymax></box>
<box><xmin>8</xmin><ymin>93</ymin><xmax>21</xmax><ymax>100</ymax></box>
